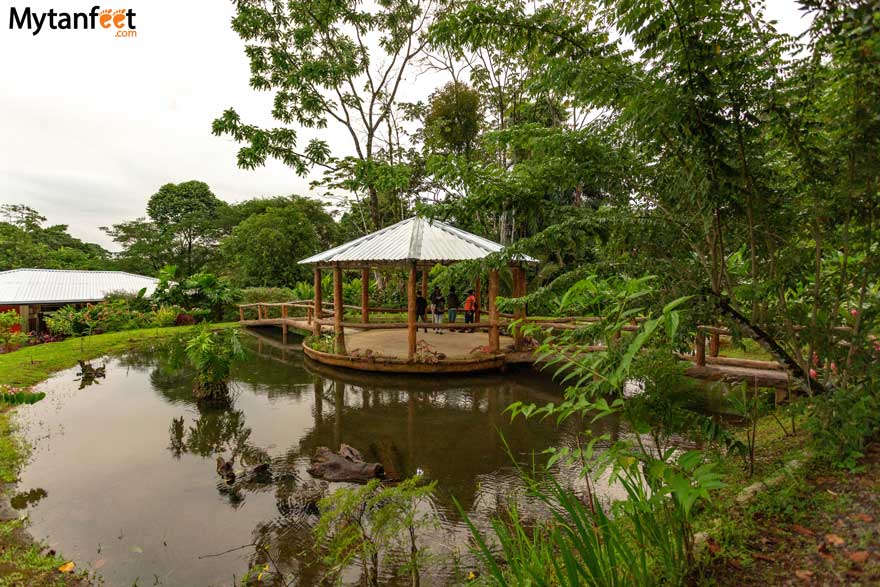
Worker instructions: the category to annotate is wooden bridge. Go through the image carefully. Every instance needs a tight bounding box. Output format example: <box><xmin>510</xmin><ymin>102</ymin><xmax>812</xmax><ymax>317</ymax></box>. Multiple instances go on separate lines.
<box><xmin>238</xmin><ymin>301</ymin><xmax>794</xmax><ymax>393</ymax></box>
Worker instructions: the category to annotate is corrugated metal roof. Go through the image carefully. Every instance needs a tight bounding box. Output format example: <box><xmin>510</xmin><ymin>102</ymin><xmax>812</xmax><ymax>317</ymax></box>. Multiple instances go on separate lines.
<box><xmin>299</xmin><ymin>217</ymin><xmax>536</xmax><ymax>265</ymax></box>
<box><xmin>0</xmin><ymin>269</ymin><xmax>159</xmax><ymax>305</ymax></box>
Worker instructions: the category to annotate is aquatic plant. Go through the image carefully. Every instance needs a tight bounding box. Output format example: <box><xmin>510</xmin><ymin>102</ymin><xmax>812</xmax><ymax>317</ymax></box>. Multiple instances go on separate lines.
<box><xmin>314</xmin><ymin>475</ymin><xmax>438</xmax><ymax>587</ymax></box>
<box><xmin>464</xmin><ymin>455</ymin><xmax>724</xmax><ymax>586</ymax></box>
<box><xmin>184</xmin><ymin>326</ymin><xmax>245</xmax><ymax>402</ymax></box>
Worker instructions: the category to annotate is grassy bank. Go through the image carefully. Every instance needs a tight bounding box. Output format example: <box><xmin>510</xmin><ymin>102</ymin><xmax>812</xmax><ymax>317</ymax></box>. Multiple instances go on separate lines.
<box><xmin>0</xmin><ymin>322</ymin><xmax>237</xmax><ymax>387</ymax></box>
<box><xmin>694</xmin><ymin>413</ymin><xmax>880</xmax><ymax>585</ymax></box>
<box><xmin>0</xmin><ymin>323</ymin><xmax>236</xmax><ymax>586</ymax></box>
<box><xmin>0</xmin><ymin>407</ymin><xmax>84</xmax><ymax>587</ymax></box>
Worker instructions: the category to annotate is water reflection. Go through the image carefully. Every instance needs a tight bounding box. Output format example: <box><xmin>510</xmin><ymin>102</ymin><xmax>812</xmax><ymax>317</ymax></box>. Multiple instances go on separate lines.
<box><xmin>15</xmin><ymin>331</ymin><xmax>613</xmax><ymax>586</ymax></box>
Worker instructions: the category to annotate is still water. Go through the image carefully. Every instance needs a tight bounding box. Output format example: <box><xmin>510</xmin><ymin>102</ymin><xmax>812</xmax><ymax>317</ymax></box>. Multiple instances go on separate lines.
<box><xmin>14</xmin><ymin>330</ymin><xmax>630</xmax><ymax>586</ymax></box>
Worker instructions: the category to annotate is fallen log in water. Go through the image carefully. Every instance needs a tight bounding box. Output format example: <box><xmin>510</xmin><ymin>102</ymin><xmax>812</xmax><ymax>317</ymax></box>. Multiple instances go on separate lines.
<box><xmin>307</xmin><ymin>444</ymin><xmax>385</xmax><ymax>483</ymax></box>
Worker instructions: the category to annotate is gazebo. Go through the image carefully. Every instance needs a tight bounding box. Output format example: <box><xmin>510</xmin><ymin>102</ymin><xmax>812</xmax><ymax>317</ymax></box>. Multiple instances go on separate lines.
<box><xmin>298</xmin><ymin>216</ymin><xmax>535</xmax><ymax>371</ymax></box>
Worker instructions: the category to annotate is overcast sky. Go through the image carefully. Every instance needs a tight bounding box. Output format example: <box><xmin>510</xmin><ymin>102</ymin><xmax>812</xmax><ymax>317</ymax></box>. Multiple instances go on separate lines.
<box><xmin>0</xmin><ymin>0</ymin><xmax>811</xmax><ymax>249</ymax></box>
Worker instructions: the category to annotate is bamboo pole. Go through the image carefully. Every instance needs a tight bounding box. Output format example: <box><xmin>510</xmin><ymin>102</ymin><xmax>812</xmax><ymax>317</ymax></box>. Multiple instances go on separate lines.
<box><xmin>281</xmin><ymin>304</ymin><xmax>288</xmax><ymax>345</ymax></box>
<box><xmin>361</xmin><ymin>267</ymin><xmax>370</xmax><ymax>324</ymax></box>
<box><xmin>488</xmin><ymin>269</ymin><xmax>500</xmax><ymax>353</ymax></box>
<box><xmin>407</xmin><ymin>263</ymin><xmax>417</xmax><ymax>362</ymax></box>
<box><xmin>313</xmin><ymin>267</ymin><xmax>323</xmax><ymax>337</ymax></box>
<box><xmin>333</xmin><ymin>264</ymin><xmax>346</xmax><ymax>354</ymax></box>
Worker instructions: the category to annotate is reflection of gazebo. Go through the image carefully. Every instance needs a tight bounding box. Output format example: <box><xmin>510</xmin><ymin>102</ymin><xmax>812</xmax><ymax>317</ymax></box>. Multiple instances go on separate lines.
<box><xmin>299</xmin><ymin>217</ymin><xmax>535</xmax><ymax>369</ymax></box>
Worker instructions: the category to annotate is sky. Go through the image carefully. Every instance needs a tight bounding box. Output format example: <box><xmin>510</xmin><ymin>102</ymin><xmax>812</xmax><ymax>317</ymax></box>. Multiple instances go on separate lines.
<box><xmin>0</xmin><ymin>0</ymin><xmax>811</xmax><ymax>250</ymax></box>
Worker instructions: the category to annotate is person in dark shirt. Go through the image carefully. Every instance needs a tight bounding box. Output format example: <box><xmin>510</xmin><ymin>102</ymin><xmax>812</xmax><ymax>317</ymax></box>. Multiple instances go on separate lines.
<box><xmin>416</xmin><ymin>292</ymin><xmax>428</xmax><ymax>332</ymax></box>
<box><xmin>447</xmin><ymin>286</ymin><xmax>460</xmax><ymax>325</ymax></box>
<box><xmin>430</xmin><ymin>286</ymin><xmax>445</xmax><ymax>334</ymax></box>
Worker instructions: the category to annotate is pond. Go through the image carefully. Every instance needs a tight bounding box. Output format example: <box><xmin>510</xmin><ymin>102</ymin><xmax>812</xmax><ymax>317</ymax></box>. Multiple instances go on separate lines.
<box><xmin>12</xmin><ymin>329</ymin><xmax>698</xmax><ymax>586</ymax></box>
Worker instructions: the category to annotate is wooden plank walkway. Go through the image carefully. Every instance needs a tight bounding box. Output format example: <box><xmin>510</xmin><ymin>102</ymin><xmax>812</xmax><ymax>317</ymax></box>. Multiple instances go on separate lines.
<box><xmin>239</xmin><ymin>314</ymin><xmax>790</xmax><ymax>388</ymax></box>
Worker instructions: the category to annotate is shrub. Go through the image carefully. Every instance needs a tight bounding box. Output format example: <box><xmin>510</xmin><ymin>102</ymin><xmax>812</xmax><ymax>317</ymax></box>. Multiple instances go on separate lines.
<box><xmin>153</xmin><ymin>268</ymin><xmax>240</xmax><ymax>321</ymax></box>
<box><xmin>105</xmin><ymin>288</ymin><xmax>152</xmax><ymax>312</ymax></box>
<box><xmin>45</xmin><ymin>302</ymin><xmax>192</xmax><ymax>337</ymax></box>
<box><xmin>151</xmin><ymin>305</ymin><xmax>180</xmax><ymax>328</ymax></box>
<box><xmin>239</xmin><ymin>287</ymin><xmax>298</xmax><ymax>305</ymax></box>
<box><xmin>0</xmin><ymin>310</ymin><xmax>27</xmax><ymax>352</ymax></box>
<box><xmin>807</xmin><ymin>382</ymin><xmax>880</xmax><ymax>471</ymax></box>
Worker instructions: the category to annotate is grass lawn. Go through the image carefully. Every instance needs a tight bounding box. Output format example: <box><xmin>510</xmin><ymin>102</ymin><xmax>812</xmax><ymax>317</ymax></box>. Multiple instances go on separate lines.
<box><xmin>0</xmin><ymin>322</ymin><xmax>237</xmax><ymax>387</ymax></box>
<box><xmin>0</xmin><ymin>322</ymin><xmax>236</xmax><ymax>586</ymax></box>
<box><xmin>716</xmin><ymin>337</ymin><xmax>774</xmax><ymax>362</ymax></box>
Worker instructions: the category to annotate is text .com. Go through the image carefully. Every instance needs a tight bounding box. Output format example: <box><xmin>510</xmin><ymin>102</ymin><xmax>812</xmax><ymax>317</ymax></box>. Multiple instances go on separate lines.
<box><xmin>9</xmin><ymin>6</ymin><xmax>137</xmax><ymax>37</ymax></box>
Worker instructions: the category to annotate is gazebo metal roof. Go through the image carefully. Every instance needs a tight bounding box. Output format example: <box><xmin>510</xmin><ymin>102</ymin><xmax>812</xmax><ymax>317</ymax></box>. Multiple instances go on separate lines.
<box><xmin>299</xmin><ymin>216</ymin><xmax>535</xmax><ymax>266</ymax></box>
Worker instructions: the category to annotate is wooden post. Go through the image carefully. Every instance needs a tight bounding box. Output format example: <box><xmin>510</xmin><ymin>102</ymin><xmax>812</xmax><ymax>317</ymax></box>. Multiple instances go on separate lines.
<box><xmin>18</xmin><ymin>305</ymin><xmax>29</xmax><ymax>332</ymax></box>
<box><xmin>239</xmin><ymin>306</ymin><xmax>244</xmax><ymax>322</ymax></box>
<box><xmin>407</xmin><ymin>263</ymin><xmax>417</xmax><ymax>362</ymax></box>
<box><xmin>313</xmin><ymin>266</ymin><xmax>322</xmax><ymax>337</ymax></box>
<box><xmin>488</xmin><ymin>269</ymin><xmax>500</xmax><ymax>352</ymax></box>
<box><xmin>281</xmin><ymin>304</ymin><xmax>288</xmax><ymax>345</ymax></box>
<box><xmin>333</xmin><ymin>264</ymin><xmax>346</xmax><ymax>354</ymax></box>
<box><xmin>695</xmin><ymin>329</ymin><xmax>706</xmax><ymax>366</ymax></box>
<box><xmin>421</xmin><ymin>267</ymin><xmax>428</xmax><ymax>297</ymax></box>
<box><xmin>709</xmin><ymin>331</ymin><xmax>720</xmax><ymax>357</ymax></box>
<box><xmin>361</xmin><ymin>267</ymin><xmax>370</xmax><ymax>323</ymax></box>
<box><xmin>513</xmin><ymin>266</ymin><xmax>525</xmax><ymax>351</ymax></box>
<box><xmin>475</xmin><ymin>276</ymin><xmax>482</xmax><ymax>323</ymax></box>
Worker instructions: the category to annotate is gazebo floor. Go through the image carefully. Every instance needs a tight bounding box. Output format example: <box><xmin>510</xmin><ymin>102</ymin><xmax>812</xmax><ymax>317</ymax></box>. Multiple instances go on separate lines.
<box><xmin>300</xmin><ymin>327</ymin><xmax>516</xmax><ymax>374</ymax></box>
<box><xmin>345</xmin><ymin>328</ymin><xmax>514</xmax><ymax>360</ymax></box>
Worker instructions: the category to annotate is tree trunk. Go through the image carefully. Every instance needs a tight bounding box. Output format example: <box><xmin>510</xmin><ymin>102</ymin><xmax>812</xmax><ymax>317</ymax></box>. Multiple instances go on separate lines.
<box><xmin>368</xmin><ymin>185</ymin><xmax>380</xmax><ymax>232</ymax></box>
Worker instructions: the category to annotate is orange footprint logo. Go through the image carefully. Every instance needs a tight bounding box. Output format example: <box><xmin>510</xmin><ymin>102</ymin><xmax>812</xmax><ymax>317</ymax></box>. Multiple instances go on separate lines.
<box><xmin>99</xmin><ymin>8</ymin><xmax>113</xmax><ymax>28</ymax></box>
<box><xmin>112</xmin><ymin>9</ymin><xmax>126</xmax><ymax>28</ymax></box>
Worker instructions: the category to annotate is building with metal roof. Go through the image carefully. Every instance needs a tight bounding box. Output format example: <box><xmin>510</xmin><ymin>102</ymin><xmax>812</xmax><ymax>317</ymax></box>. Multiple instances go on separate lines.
<box><xmin>0</xmin><ymin>269</ymin><xmax>159</xmax><ymax>333</ymax></box>
<box><xmin>299</xmin><ymin>216</ymin><xmax>535</xmax><ymax>266</ymax></box>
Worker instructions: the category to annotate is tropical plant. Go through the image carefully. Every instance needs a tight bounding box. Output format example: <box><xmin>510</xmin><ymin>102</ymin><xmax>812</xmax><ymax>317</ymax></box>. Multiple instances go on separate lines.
<box><xmin>314</xmin><ymin>475</ymin><xmax>437</xmax><ymax>587</ymax></box>
<box><xmin>183</xmin><ymin>326</ymin><xmax>245</xmax><ymax>402</ymax></box>
<box><xmin>153</xmin><ymin>268</ymin><xmax>239</xmax><ymax>321</ymax></box>
<box><xmin>465</xmin><ymin>455</ymin><xmax>723</xmax><ymax>586</ymax></box>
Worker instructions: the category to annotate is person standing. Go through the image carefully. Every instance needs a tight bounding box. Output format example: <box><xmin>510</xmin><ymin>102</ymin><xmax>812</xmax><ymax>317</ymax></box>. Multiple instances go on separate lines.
<box><xmin>463</xmin><ymin>289</ymin><xmax>476</xmax><ymax>324</ymax></box>
<box><xmin>416</xmin><ymin>291</ymin><xmax>428</xmax><ymax>333</ymax></box>
<box><xmin>447</xmin><ymin>286</ymin><xmax>460</xmax><ymax>326</ymax></box>
<box><xmin>430</xmin><ymin>286</ymin><xmax>445</xmax><ymax>334</ymax></box>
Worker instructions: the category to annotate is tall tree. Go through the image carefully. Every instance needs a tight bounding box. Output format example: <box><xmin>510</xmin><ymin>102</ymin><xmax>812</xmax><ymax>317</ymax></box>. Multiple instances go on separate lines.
<box><xmin>213</xmin><ymin>0</ymin><xmax>437</xmax><ymax>232</ymax></box>
<box><xmin>221</xmin><ymin>205</ymin><xmax>320</xmax><ymax>287</ymax></box>
<box><xmin>147</xmin><ymin>181</ymin><xmax>226</xmax><ymax>276</ymax></box>
<box><xmin>101</xmin><ymin>218</ymin><xmax>171</xmax><ymax>275</ymax></box>
<box><xmin>0</xmin><ymin>204</ymin><xmax>111</xmax><ymax>271</ymax></box>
